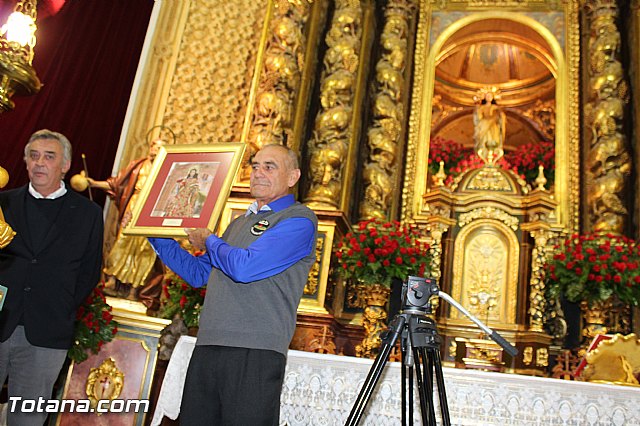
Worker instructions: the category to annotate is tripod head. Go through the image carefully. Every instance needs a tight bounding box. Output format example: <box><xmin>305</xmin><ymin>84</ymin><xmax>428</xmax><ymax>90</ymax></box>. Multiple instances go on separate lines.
<box><xmin>400</xmin><ymin>275</ymin><xmax>518</xmax><ymax>357</ymax></box>
<box><xmin>401</xmin><ymin>275</ymin><xmax>439</xmax><ymax>316</ymax></box>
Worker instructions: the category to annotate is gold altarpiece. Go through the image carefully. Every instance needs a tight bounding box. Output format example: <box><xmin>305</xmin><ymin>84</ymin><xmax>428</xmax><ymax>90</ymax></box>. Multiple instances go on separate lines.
<box><xmin>401</xmin><ymin>0</ymin><xmax>581</xmax><ymax>374</ymax></box>
<box><xmin>104</xmin><ymin>0</ymin><xmax>640</xmax><ymax>370</ymax></box>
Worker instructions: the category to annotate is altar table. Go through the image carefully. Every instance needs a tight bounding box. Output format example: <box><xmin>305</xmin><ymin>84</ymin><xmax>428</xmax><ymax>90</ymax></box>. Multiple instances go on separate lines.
<box><xmin>152</xmin><ymin>336</ymin><xmax>640</xmax><ymax>425</ymax></box>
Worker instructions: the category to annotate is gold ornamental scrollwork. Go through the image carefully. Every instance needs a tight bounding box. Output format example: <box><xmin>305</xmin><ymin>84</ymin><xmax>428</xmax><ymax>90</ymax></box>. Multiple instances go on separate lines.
<box><xmin>536</xmin><ymin>347</ymin><xmax>549</xmax><ymax>367</ymax></box>
<box><xmin>466</xmin><ymin>168</ymin><xmax>513</xmax><ymax>192</ymax></box>
<box><xmin>354</xmin><ymin>284</ymin><xmax>392</xmax><ymax>358</ymax></box>
<box><xmin>85</xmin><ymin>358</ymin><xmax>125</xmax><ymax>414</ymax></box>
<box><xmin>0</xmin><ymin>166</ymin><xmax>14</xmax><ymax>249</ymax></box>
<box><xmin>458</xmin><ymin>207</ymin><xmax>519</xmax><ymax>231</ymax></box>
<box><xmin>521</xmin><ymin>99</ymin><xmax>556</xmax><ymax>142</ymax></box>
<box><xmin>359</xmin><ymin>0</ymin><xmax>416</xmax><ymax>220</ymax></box>
<box><xmin>0</xmin><ymin>219</ymin><xmax>14</xmax><ymax>250</ymax></box>
<box><xmin>304</xmin><ymin>0</ymin><xmax>363</xmax><ymax>209</ymax></box>
<box><xmin>431</xmin><ymin>94</ymin><xmax>463</xmax><ymax>130</ymax></box>
<box><xmin>585</xmin><ymin>0</ymin><xmax>632</xmax><ymax>234</ymax></box>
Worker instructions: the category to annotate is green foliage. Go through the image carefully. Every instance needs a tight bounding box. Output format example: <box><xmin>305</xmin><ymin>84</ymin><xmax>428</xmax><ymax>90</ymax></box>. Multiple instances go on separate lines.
<box><xmin>159</xmin><ymin>274</ymin><xmax>205</xmax><ymax>328</ymax></box>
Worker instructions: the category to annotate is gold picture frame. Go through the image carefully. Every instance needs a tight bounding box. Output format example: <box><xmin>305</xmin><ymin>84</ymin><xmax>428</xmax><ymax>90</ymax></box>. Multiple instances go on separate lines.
<box><xmin>124</xmin><ymin>143</ymin><xmax>246</xmax><ymax>238</ymax></box>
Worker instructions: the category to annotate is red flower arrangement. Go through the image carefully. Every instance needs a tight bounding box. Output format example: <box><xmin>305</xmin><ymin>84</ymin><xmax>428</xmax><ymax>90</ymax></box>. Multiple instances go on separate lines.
<box><xmin>69</xmin><ymin>284</ymin><xmax>118</xmax><ymax>363</ymax></box>
<box><xmin>504</xmin><ymin>140</ymin><xmax>555</xmax><ymax>188</ymax></box>
<box><xmin>335</xmin><ymin>219</ymin><xmax>433</xmax><ymax>287</ymax></box>
<box><xmin>428</xmin><ymin>137</ymin><xmax>555</xmax><ymax>188</ymax></box>
<box><xmin>428</xmin><ymin>137</ymin><xmax>473</xmax><ymax>179</ymax></box>
<box><xmin>160</xmin><ymin>274</ymin><xmax>206</xmax><ymax>328</ymax></box>
<box><xmin>546</xmin><ymin>233</ymin><xmax>640</xmax><ymax>306</ymax></box>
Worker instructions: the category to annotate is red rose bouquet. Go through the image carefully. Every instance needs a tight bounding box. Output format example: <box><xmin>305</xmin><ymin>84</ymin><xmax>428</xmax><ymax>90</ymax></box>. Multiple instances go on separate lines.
<box><xmin>69</xmin><ymin>283</ymin><xmax>118</xmax><ymax>363</ymax></box>
<box><xmin>335</xmin><ymin>219</ymin><xmax>433</xmax><ymax>287</ymax></box>
<box><xmin>428</xmin><ymin>137</ymin><xmax>473</xmax><ymax>178</ymax></box>
<box><xmin>504</xmin><ymin>140</ymin><xmax>555</xmax><ymax>188</ymax></box>
<box><xmin>428</xmin><ymin>136</ymin><xmax>520</xmax><ymax>186</ymax></box>
<box><xmin>546</xmin><ymin>233</ymin><xmax>640</xmax><ymax>306</ymax></box>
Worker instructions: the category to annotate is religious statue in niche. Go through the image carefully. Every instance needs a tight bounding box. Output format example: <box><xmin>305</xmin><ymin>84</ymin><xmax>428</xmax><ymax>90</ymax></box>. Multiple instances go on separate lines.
<box><xmin>473</xmin><ymin>88</ymin><xmax>506</xmax><ymax>165</ymax></box>
<box><xmin>73</xmin><ymin>127</ymin><xmax>174</xmax><ymax>310</ymax></box>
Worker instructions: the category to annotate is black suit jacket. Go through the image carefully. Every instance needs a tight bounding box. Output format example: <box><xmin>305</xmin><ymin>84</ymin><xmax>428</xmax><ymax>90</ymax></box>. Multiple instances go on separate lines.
<box><xmin>0</xmin><ymin>185</ymin><xmax>103</xmax><ymax>349</ymax></box>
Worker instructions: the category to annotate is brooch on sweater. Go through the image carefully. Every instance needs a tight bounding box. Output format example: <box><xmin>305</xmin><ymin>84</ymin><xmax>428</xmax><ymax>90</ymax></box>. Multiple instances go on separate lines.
<box><xmin>250</xmin><ymin>219</ymin><xmax>270</xmax><ymax>236</ymax></box>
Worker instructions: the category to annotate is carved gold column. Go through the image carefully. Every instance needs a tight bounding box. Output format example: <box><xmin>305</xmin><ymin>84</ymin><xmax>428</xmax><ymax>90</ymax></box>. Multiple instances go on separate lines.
<box><xmin>630</xmin><ymin>0</ymin><xmax>640</xmax><ymax>244</ymax></box>
<box><xmin>358</xmin><ymin>0</ymin><xmax>416</xmax><ymax>220</ymax></box>
<box><xmin>241</xmin><ymin>0</ymin><xmax>314</xmax><ymax>181</ymax></box>
<box><xmin>303</xmin><ymin>0</ymin><xmax>365</xmax><ymax>211</ymax></box>
<box><xmin>525</xmin><ymin>228</ymin><xmax>557</xmax><ymax>331</ymax></box>
<box><xmin>585</xmin><ymin>0</ymin><xmax>632</xmax><ymax>234</ymax></box>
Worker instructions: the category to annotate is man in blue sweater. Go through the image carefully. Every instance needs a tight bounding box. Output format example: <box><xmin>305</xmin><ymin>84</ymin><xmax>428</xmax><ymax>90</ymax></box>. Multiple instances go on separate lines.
<box><xmin>149</xmin><ymin>144</ymin><xmax>318</xmax><ymax>425</ymax></box>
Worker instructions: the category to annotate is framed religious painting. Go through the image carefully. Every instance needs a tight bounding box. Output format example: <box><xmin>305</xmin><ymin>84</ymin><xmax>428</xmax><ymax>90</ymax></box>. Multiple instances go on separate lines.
<box><xmin>124</xmin><ymin>142</ymin><xmax>246</xmax><ymax>238</ymax></box>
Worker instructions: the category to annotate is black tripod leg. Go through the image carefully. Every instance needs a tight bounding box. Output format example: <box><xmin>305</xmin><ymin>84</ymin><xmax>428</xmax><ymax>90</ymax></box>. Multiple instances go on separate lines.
<box><xmin>346</xmin><ymin>315</ymin><xmax>407</xmax><ymax>426</ymax></box>
<box><xmin>401</xmin><ymin>361</ymin><xmax>409</xmax><ymax>426</ymax></box>
<box><xmin>431</xmin><ymin>348</ymin><xmax>451</xmax><ymax>426</ymax></box>
<box><xmin>401</xmin><ymin>329</ymin><xmax>412</xmax><ymax>426</ymax></box>
<box><xmin>414</xmin><ymin>346</ymin><xmax>435</xmax><ymax>425</ymax></box>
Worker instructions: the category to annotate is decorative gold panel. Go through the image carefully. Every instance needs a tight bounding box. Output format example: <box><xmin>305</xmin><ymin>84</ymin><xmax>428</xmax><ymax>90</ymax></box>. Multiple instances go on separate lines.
<box><xmin>298</xmin><ymin>223</ymin><xmax>331</xmax><ymax>315</ymax></box>
<box><xmin>162</xmin><ymin>0</ymin><xmax>267</xmax><ymax>145</ymax></box>
<box><xmin>451</xmin><ymin>220</ymin><xmax>519</xmax><ymax>325</ymax></box>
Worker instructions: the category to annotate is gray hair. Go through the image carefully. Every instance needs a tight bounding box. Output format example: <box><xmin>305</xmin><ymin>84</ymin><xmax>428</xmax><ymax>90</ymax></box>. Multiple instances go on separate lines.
<box><xmin>285</xmin><ymin>147</ymin><xmax>299</xmax><ymax>170</ymax></box>
<box><xmin>260</xmin><ymin>143</ymin><xmax>299</xmax><ymax>170</ymax></box>
<box><xmin>24</xmin><ymin>129</ymin><xmax>72</xmax><ymax>164</ymax></box>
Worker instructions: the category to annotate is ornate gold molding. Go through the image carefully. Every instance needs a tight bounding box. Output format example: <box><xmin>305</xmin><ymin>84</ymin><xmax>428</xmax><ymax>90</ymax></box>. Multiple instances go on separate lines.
<box><xmin>458</xmin><ymin>206</ymin><xmax>519</xmax><ymax>231</ymax></box>
<box><xmin>85</xmin><ymin>358</ymin><xmax>125</xmax><ymax>413</ymax></box>
<box><xmin>527</xmin><ymin>229</ymin><xmax>556</xmax><ymax>331</ymax></box>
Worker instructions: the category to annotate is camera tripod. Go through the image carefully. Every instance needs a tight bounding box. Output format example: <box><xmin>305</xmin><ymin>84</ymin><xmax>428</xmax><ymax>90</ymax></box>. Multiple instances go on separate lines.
<box><xmin>346</xmin><ymin>276</ymin><xmax>518</xmax><ymax>426</ymax></box>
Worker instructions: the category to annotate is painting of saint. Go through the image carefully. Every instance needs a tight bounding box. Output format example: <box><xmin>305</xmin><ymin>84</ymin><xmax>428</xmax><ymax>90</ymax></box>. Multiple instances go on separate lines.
<box><xmin>164</xmin><ymin>168</ymin><xmax>200</xmax><ymax>217</ymax></box>
<box><xmin>151</xmin><ymin>162</ymin><xmax>219</xmax><ymax>218</ymax></box>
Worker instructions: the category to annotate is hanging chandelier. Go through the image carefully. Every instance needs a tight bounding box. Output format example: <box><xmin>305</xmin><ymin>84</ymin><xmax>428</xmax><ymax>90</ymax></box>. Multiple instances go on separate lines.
<box><xmin>0</xmin><ymin>0</ymin><xmax>41</xmax><ymax>113</ymax></box>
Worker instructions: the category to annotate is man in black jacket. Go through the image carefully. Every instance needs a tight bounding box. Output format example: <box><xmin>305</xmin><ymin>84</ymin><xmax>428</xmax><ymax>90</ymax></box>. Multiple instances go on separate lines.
<box><xmin>0</xmin><ymin>129</ymin><xmax>103</xmax><ymax>425</ymax></box>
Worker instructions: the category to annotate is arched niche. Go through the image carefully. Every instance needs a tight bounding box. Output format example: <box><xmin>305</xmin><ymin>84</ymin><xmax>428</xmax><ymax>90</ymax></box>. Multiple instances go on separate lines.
<box><xmin>451</xmin><ymin>220</ymin><xmax>520</xmax><ymax>326</ymax></box>
<box><xmin>404</xmin><ymin>7</ymin><xmax>580</xmax><ymax>233</ymax></box>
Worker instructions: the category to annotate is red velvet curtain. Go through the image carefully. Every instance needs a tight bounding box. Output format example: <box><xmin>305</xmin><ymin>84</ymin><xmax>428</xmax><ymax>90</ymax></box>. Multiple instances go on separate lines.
<box><xmin>0</xmin><ymin>0</ymin><xmax>153</xmax><ymax>206</ymax></box>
